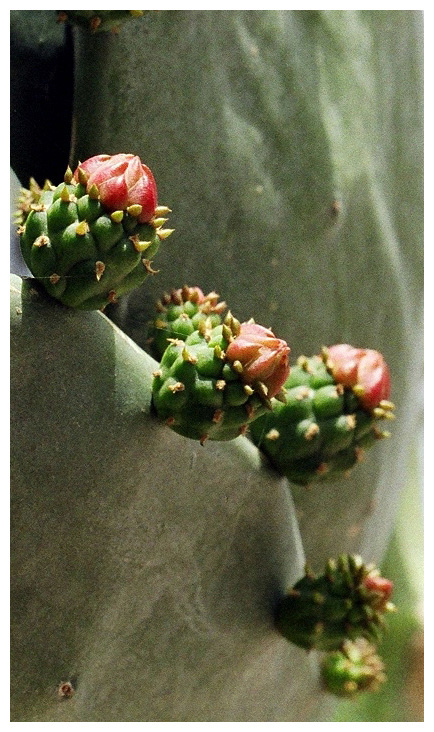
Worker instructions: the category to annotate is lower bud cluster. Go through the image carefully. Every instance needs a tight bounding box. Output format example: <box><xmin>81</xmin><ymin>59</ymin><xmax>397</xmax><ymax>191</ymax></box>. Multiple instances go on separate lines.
<box><xmin>321</xmin><ymin>637</ymin><xmax>387</xmax><ymax>697</ymax></box>
<box><xmin>275</xmin><ymin>554</ymin><xmax>394</xmax><ymax>698</ymax></box>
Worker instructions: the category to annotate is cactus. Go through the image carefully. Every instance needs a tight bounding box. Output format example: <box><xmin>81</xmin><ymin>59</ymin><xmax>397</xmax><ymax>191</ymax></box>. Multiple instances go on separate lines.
<box><xmin>152</xmin><ymin>316</ymin><xmax>290</xmax><ymax>443</ymax></box>
<box><xmin>321</xmin><ymin>638</ymin><xmax>386</xmax><ymax>697</ymax></box>
<box><xmin>17</xmin><ymin>155</ymin><xmax>173</xmax><ymax>310</ymax></box>
<box><xmin>147</xmin><ymin>286</ymin><xmax>227</xmax><ymax>361</ymax></box>
<box><xmin>249</xmin><ymin>347</ymin><xmax>395</xmax><ymax>486</ymax></box>
<box><xmin>275</xmin><ymin>554</ymin><xmax>395</xmax><ymax>652</ymax></box>
<box><xmin>57</xmin><ymin>10</ymin><xmax>146</xmax><ymax>34</ymax></box>
<box><xmin>10</xmin><ymin>8</ymin><xmax>422</xmax><ymax>724</ymax></box>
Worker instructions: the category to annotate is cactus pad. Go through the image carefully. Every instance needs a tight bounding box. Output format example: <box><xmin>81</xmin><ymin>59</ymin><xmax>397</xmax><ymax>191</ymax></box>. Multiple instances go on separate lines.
<box><xmin>275</xmin><ymin>554</ymin><xmax>395</xmax><ymax>652</ymax></box>
<box><xmin>249</xmin><ymin>350</ymin><xmax>395</xmax><ymax>486</ymax></box>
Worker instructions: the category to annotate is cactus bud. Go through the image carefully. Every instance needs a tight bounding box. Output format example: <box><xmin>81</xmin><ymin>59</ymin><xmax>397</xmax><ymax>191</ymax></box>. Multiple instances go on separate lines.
<box><xmin>225</xmin><ymin>322</ymin><xmax>290</xmax><ymax>399</ymax></box>
<box><xmin>321</xmin><ymin>638</ymin><xmax>387</xmax><ymax>697</ymax></box>
<box><xmin>324</xmin><ymin>344</ymin><xmax>391</xmax><ymax>411</ymax></box>
<box><xmin>363</xmin><ymin>573</ymin><xmax>394</xmax><ymax>611</ymax></box>
<box><xmin>275</xmin><ymin>554</ymin><xmax>395</xmax><ymax>651</ymax></box>
<box><xmin>152</xmin><ymin>320</ymin><xmax>289</xmax><ymax>442</ymax></box>
<box><xmin>19</xmin><ymin>155</ymin><xmax>168</xmax><ymax>310</ymax></box>
<box><xmin>73</xmin><ymin>153</ymin><xmax>159</xmax><ymax>223</ymax></box>
<box><xmin>250</xmin><ymin>345</ymin><xmax>395</xmax><ymax>486</ymax></box>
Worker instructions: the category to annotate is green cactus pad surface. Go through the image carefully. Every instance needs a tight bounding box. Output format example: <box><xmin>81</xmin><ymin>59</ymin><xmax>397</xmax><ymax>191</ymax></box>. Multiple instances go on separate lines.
<box><xmin>275</xmin><ymin>554</ymin><xmax>395</xmax><ymax>652</ymax></box>
<box><xmin>321</xmin><ymin>638</ymin><xmax>386</xmax><ymax>697</ymax></box>
<box><xmin>147</xmin><ymin>286</ymin><xmax>227</xmax><ymax>361</ymax></box>
<box><xmin>152</xmin><ymin>318</ymin><xmax>273</xmax><ymax>443</ymax></box>
<box><xmin>249</xmin><ymin>354</ymin><xmax>394</xmax><ymax>486</ymax></box>
<box><xmin>18</xmin><ymin>180</ymin><xmax>162</xmax><ymax>310</ymax></box>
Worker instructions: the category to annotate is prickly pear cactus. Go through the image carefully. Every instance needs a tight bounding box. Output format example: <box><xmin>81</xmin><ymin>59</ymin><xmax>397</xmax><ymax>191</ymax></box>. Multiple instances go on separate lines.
<box><xmin>249</xmin><ymin>349</ymin><xmax>394</xmax><ymax>486</ymax></box>
<box><xmin>147</xmin><ymin>286</ymin><xmax>227</xmax><ymax>361</ymax></box>
<box><xmin>10</xmin><ymin>8</ymin><xmax>423</xmax><ymax>724</ymax></box>
<box><xmin>275</xmin><ymin>554</ymin><xmax>395</xmax><ymax>651</ymax></box>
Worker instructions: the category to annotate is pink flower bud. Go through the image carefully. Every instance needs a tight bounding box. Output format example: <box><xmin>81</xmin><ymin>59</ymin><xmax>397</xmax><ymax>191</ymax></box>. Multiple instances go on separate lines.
<box><xmin>74</xmin><ymin>153</ymin><xmax>158</xmax><ymax>223</ymax></box>
<box><xmin>364</xmin><ymin>574</ymin><xmax>394</xmax><ymax>610</ymax></box>
<box><xmin>226</xmin><ymin>322</ymin><xmax>290</xmax><ymax>398</ymax></box>
<box><xmin>326</xmin><ymin>344</ymin><xmax>391</xmax><ymax>411</ymax></box>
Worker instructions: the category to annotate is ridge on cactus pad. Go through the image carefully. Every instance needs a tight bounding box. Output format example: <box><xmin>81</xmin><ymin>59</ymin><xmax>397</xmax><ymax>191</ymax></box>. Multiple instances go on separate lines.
<box><xmin>152</xmin><ymin>316</ymin><xmax>290</xmax><ymax>444</ymax></box>
<box><xmin>275</xmin><ymin>554</ymin><xmax>395</xmax><ymax>652</ymax></box>
<box><xmin>321</xmin><ymin>638</ymin><xmax>386</xmax><ymax>697</ymax></box>
<box><xmin>249</xmin><ymin>345</ymin><xmax>395</xmax><ymax>486</ymax></box>
<box><xmin>147</xmin><ymin>285</ymin><xmax>227</xmax><ymax>361</ymax></box>
<box><xmin>18</xmin><ymin>156</ymin><xmax>173</xmax><ymax>310</ymax></box>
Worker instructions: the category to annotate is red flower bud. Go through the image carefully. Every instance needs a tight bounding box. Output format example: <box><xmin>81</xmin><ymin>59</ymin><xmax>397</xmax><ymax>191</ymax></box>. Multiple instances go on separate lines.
<box><xmin>326</xmin><ymin>344</ymin><xmax>391</xmax><ymax>411</ymax></box>
<box><xmin>74</xmin><ymin>153</ymin><xmax>158</xmax><ymax>223</ymax></box>
<box><xmin>226</xmin><ymin>322</ymin><xmax>290</xmax><ymax>398</ymax></box>
<box><xmin>364</xmin><ymin>574</ymin><xmax>394</xmax><ymax>610</ymax></box>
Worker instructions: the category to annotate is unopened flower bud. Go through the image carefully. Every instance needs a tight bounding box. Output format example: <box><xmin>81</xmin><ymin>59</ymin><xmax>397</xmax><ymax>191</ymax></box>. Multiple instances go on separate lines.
<box><xmin>225</xmin><ymin>322</ymin><xmax>290</xmax><ymax>399</ymax></box>
<box><xmin>326</xmin><ymin>344</ymin><xmax>391</xmax><ymax>411</ymax></box>
<box><xmin>74</xmin><ymin>153</ymin><xmax>158</xmax><ymax>223</ymax></box>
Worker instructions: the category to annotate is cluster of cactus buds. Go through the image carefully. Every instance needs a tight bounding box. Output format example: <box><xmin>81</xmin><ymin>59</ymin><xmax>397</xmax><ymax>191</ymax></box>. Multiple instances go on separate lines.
<box><xmin>57</xmin><ymin>10</ymin><xmax>146</xmax><ymax>34</ymax></box>
<box><xmin>18</xmin><ymin>154</ymin><xmax>173</xmax><ymax>310</ymax></box>
<box><xmin>152</xmin><ymin>315</ymin><xmax>290</xmax><ymax>444</ymax></box>
<box><xmin>249</xmin><ymin>345</ymin><xmax>395</xmax><ymax>486</ymax></box>
<box><xmin>275</xmin><ymin>554</ymin><xmax>395</xmax><ymax>652</ymax></box>
<box><xmin>147</xmin><ymin>286</ymin><xmax>228</xmax><ymax>360</ymax></box>
<box><xmin>321</xmin><ymin>638</ymin><xmax>387</xmax><ymax>697</ymax></box>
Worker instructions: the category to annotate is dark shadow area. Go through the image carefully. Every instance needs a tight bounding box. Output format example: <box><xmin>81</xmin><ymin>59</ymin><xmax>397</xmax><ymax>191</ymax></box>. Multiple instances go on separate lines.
<box><xmin>10</xmin><ymin>10</ymin><xmax>74</xmax><ymax>185</ymax></box>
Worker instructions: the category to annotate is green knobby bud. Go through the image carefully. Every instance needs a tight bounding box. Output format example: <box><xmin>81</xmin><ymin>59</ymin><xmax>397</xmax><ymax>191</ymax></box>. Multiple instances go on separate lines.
<box><xmin>275</xmin><ymin>554</ymin><xmax>394</xmax><ymax>651</ymax></box>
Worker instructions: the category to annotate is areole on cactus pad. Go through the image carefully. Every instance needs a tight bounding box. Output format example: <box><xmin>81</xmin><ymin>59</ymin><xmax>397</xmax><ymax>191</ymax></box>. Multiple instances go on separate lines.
<box><xmin>249</xmin><ymin>344</ymin><xmax>395</xmax><ymax>486</ymax></box>
<box><xmin>18</xmin><ymin>154</ymin><xmax>173</xmax><ymax>310</ymax></box>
